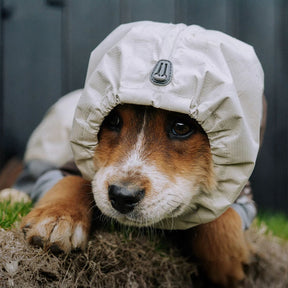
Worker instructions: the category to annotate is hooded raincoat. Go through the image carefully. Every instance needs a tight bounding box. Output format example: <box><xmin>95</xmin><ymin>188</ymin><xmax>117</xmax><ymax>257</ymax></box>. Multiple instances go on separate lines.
<box><xmin>70</xmin><ymin>21</ymin><xmax>264</xmax><ymax>229</ymax></box>
<box><xmin>21</xmin><ymin>21</ymin><xmax>264</xmax><ymax>230</ymax></box>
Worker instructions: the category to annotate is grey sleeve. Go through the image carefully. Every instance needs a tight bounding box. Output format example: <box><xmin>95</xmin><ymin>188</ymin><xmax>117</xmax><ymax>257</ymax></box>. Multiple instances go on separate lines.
<box><xmin>13</xmin><ymin>160</ymin><xmax>64</xmax><ymax>203</ymax></box>
<box><xmin>231</xmin><ymin>182</ymin><xmax>257</xmax><ymax>230</ymax></box>
<box><xmin>232</xmin><ymin>198</ymin><xmax>257</xmax><ymax>230</ymax></box>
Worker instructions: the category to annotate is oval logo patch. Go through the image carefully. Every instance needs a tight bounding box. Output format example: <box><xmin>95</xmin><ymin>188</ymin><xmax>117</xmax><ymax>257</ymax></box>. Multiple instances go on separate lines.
<box><xmin>150</xmin><ymin>60</ymin><xmax>173</xmax><ymax>86</ymax></box>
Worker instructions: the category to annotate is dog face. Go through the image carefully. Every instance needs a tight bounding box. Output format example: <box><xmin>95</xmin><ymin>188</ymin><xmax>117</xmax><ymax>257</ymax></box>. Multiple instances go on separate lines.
<box><xmin>92</xmin><ymin>104</ymin><xmax>216</xmax><ymax>227</ymax></box>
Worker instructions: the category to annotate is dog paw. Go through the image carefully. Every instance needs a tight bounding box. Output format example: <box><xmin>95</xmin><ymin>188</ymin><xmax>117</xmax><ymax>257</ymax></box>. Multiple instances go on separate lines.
<box><xmin>21</xmin><ymin>204</ymin><xmax>90</xmax><ymax>253</ymax></box>
<box><xmin>200</xmin><ymin>253</ymin><xmax>249</xmax><ymax>287</ymax></box>
<box><xmin>188</xmin><ymin>208</ymin><xmax>251</xmax><ymax>287</ymax></box>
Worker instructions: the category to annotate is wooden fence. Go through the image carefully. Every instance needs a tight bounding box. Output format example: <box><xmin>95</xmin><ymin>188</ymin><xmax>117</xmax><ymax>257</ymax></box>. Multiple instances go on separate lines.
<box><xmin>0</xmin><ymin>0</ymin><xmax>287</xmax><ymax>213</ymax></box>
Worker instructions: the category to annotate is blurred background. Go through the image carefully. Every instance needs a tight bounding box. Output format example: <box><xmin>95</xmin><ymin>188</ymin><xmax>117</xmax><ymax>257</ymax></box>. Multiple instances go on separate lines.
<box><xmin>0</xmin><ymin>0</ymin><xmax>287</xmax><ymax>215</ymax></box>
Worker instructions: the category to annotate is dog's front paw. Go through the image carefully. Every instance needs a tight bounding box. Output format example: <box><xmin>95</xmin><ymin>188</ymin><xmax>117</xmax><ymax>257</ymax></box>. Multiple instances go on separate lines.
<box><xmin>198</xmin><ymin>249</ymin><xmax>249</xmax><ymax>287</ymax></box>
<box><xmin>21</xmin><ymin>203</ymin><xmax>90</xmax><ymax>253</ymax></box>
<box><xmin>188</xmin><ymin>208</ymin><xmax>251</xmax><ymax>287</ymax></box>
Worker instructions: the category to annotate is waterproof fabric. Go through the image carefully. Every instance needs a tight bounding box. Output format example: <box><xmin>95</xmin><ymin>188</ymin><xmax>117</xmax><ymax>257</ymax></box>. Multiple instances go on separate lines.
<box><xmin>25</xmin><ymin>90</ymin><xmax>81</xmax><ymax>167</ymax></box>
<box><xmin>70</xmin><ymin>21</ymin><xmax>264</xmax><ymax>229</ymax></box>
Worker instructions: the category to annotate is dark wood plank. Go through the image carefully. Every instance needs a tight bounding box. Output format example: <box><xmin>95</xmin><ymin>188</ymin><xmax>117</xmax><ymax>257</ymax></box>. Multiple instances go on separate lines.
<box><xmin>2</xmin><ymin>0</ymin><xmax>62</xmax><ymax>157</ymax></box>
<box><xmin>0</xmin><ymin>157</ymin><xmax>22</xmax><ymax>190</ymax></box>
<box><xmin>120</xmin><ymin>0</ymin><xmax>174</xmax><ymax>23</ymax></box>
<box><xmin>62</xmin><ymin>0</ymin><xmax>121</xmax><ymax>93</ymax></box>
<box><xmin>175</xmin><ymin>0</ymin><xmax>229</xmax><ymax>32</ymax></box>
<box><xmin>0</xmin><ymin>0</ymin><xmax>4</xmax><ymax>167</ymax></box>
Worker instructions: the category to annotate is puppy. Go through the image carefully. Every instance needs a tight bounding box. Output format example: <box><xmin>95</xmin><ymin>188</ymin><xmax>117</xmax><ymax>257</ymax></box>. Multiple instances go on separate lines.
<box><xmin>20</xmin><ymin>21</ymin><xmax>265</xmax><ymax>287</ymax></box>
<box><xmin>21</xmin><ymin>104</ymin><xmax>249</xmax><ymax>287</ymax></box>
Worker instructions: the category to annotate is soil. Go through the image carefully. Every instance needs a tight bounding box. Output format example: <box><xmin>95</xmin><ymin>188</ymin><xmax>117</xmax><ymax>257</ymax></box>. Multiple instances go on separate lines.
<box><xmin>0</xmin><ymin>225</ymin><xmax>287</xmax><ymax>288</ymax></box>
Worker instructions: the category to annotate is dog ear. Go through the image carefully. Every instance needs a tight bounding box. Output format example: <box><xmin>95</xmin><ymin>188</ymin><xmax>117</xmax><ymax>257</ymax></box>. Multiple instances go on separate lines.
<box><xmin>260</xmin><ymin>94</ymin><xmax>267</xmax><ymax>148</ymax></box>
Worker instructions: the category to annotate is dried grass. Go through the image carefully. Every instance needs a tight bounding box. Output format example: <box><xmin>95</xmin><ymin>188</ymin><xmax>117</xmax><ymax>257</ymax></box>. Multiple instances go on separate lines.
<box><xmin>0</xmin><ymin>224</ymin><xmax>287</xmax><ymax>288</ymax></box>
<box><xmin>0</xmin><ymin>228</ymin><xmax>195</xmax><ymax>288</ymax></box>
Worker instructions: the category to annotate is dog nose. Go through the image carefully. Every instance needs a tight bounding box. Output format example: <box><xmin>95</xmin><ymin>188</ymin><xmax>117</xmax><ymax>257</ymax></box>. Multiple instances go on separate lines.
<box><xmin>108</xmin><ymin>184</ymin><xmax>145</xmax><ymax>214</ymax></box>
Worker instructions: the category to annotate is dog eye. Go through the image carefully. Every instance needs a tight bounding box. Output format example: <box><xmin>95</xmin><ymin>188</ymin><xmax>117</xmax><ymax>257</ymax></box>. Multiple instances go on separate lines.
<box><xmin>103</xmin><ymin>111</ymin><xmax>122</xmax><ymax>131</ymax></box>
<box><xmin>169</xmin><ymin>121</ymin><xmax>195</xmax><ymax>139</ymax></box>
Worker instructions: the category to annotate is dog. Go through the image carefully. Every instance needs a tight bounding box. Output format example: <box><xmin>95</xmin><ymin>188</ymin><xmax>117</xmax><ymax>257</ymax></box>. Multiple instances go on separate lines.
<box><xmin>21</xmin><ymin>104</ymin><xmax>249</xmax><ymax>286</ymax></box>
<box><xmin>20</xmin><ymin>22</ymin><xmax>265</xmax><ymax>287</ymax></box>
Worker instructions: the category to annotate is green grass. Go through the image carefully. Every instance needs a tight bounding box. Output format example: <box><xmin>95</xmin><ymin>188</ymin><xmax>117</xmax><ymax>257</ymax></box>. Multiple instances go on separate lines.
<box><xmin>1</xmin><ymin>200</ymin><xmax>288</xmax><ymax>242</ymax></box>
<box><xmin>0</xmin><ymin>200</ymin><xmax>33</xmax><ymax>229</ymax></box>
<box><xmin>256</xmin><ymin>210</ymin><xmax>288</xmax><ymax>240</ymax></box>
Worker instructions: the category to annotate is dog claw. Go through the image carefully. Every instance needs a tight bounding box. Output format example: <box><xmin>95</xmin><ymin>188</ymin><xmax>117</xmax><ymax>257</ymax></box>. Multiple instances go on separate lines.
<box><xmin>21</xmin><ymin>212</ymin><xmax>89</xmax><ymax>253</ymax></box>
<box><xmin>30</xmin><ymin>236</ymin><xmax>44</xmax><ymax>248</ymax></box>
<box><xmin>22</xmin><ymin>223</ymin><xmax>31</xmax><ymax>237</ymax></box>
<box><xmin>48</xmin><ymin>243</ymin><xmax>63</xmax><ymax>255</ymax></box>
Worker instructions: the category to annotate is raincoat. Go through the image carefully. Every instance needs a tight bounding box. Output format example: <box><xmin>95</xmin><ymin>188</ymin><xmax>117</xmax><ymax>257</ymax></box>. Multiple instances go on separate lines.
<box><xmin>70</xmin><ymin>21</ymin><xmax>264</xmax><ymax>229</ymax></box>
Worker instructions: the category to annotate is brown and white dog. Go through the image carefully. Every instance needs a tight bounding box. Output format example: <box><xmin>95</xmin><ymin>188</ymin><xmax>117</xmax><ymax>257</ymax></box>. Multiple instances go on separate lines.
<box><xmin>20</xmin><ymin>21</ymin><xmax>266</xmax><ymax>287</ymax></box>
<box><xmin>21</xmin><ymin>103</ymin><xmax>253</xmax><ymax>287</ymax></box>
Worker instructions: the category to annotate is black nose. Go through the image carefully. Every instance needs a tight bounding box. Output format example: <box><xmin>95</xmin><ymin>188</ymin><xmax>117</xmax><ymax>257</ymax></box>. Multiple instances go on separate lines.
<box><xmin>108</xmin><ymin>184</ymin><xmax>145</xmax><ymax>214</ymax></box>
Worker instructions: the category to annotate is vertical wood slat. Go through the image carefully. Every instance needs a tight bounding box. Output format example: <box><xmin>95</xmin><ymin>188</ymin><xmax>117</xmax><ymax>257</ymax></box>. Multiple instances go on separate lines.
<box><xmin>175</xmin><ymin>0</ymin><xmax>230</xmax><ymax>33</ymax></box>
<box><xmin>0</xmin><ymin>0</ymin><xmax>3</xmax><ymax>167</ymax></box>
<box><xmin>120</xmin><ymin>0</ymin><xmax>175</xmax><ymax>23</ymax></box>
<box><xmin>62</xmin><ymin>0</ymin><xmax>121</xmax><ymax>93</ymax></box>
<box><xmin>2</xmin><ymin>0</ymin><xmax>62</xmax><ymax>157</ymax></box>
<box><xmin>270</xmin><ymin>0</ymin><xmax>288</xmax><ymax>211</ymax></box>
<box><xmin>276</xmin><ymin>0</ymin><xmax>288</xmax><ymax>210</ymax></box>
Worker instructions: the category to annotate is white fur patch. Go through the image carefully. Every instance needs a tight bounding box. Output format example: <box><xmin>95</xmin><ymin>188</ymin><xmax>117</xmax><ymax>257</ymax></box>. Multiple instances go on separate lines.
<box><xmin>123</xmin><ymin>115</ymin><xmax>146</xmax><ymax>170</ymax></box>
<box><xmin>49</xmin><ymin>219</ymin><xmax>72</xmax><ymax>252</ymax></box>
<box><xmin>93</xmin><ymin>161</ymin><xmax>199</xmax><ymax>228</ymax></box>
<box><xmin>35</xmin><ymin>217</ymin><xmax>55</xmax><ymax>237</ymax></box>
<box><xmin>71</xmin><ymin>224</ymin><xmax>87</xmax><ymax>250</ymax></box>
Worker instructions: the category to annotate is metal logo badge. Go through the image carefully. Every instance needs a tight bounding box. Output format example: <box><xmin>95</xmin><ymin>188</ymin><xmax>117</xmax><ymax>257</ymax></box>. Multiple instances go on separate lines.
<box><xmin>150</xmin><ymin>60</ymin><xmax>173</xmax><ymax>86</ymax></box>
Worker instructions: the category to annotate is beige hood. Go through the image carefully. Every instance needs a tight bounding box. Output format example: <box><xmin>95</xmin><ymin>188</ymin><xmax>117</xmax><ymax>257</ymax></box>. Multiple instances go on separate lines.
<box><xmin>71</xmin><ymin>21</ymin><xmax>264</xmax><ymax>229</ymax></box>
